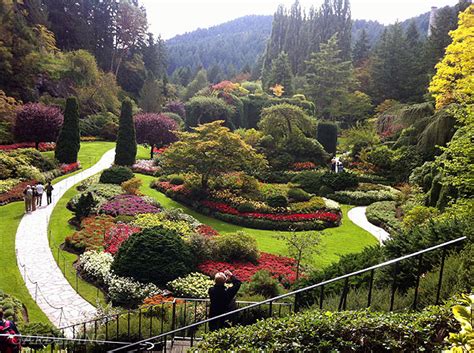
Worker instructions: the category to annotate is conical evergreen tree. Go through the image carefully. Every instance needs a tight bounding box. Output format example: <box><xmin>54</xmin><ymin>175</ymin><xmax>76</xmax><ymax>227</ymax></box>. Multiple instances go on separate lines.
<box><xmin>352</xmin><ymin>29</ymin><xmax>370</xmax><ymax>66</ymax></box>
<box><xmin>268</xmin><ymin>51</ymin><xmax>294</xmax><ymax>96</ymax></box>
<box><xmin>114</xmin><ymin>99</ymin><xmax>137</xmax><ymax>166</ymax></box>
<box><xmin>55</xmin><ymin>97</ymin><xmax>80</xmax><ymax>164</ymax></box>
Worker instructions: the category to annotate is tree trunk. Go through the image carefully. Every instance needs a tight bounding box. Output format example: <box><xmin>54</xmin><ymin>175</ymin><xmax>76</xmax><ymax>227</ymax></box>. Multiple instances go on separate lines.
<box><xmin>35</xmin><ymin>141</ymin><xmax>39</xmax><ymax>150</ymax></box>
<box><xmin>201</xmin><ymin>174</ymin><xmax>209</xmax><ymax>190</ymax></box>
<box><xmin>150</xmin><ymin>144</ymin><xmax>154</xmax><ymax>159</ymax></box>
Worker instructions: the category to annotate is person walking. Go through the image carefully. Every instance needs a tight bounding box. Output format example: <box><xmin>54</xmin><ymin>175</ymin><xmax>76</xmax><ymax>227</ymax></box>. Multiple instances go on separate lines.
<box><xmin>35</xmin><ymin>182</ymin><xmax>44</xmax><ymax>207</ymax></box>
<box><xmin>45</xmin><ymin>182</ymin><xmax>54</xmax><ymax>205</ymax></box>
<box><xmin>23</xmin><ymin>186</ymin><xmax>33</xmax><ymax>213</ymax></box>
<box><xmin>208</xmin><ymin>270</ymin><xmax>241</xmax><ymax>331</ymax></box>
<box><xmin>30</xmin><ymin>186</ymin><xmax>37</xmax><ymax>212</ymax></box>
<box><xmin>0</xmin><ymin>310</ymin><xmax>21</xmax><ymax>353</ymax></box>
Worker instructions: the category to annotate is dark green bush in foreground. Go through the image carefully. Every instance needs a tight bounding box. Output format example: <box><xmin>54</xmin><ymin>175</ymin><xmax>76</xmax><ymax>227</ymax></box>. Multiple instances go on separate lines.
<box><xmin>99</xmin><ymin>165</ymin><xmax>134</xmax><ymax>184</ymax></box>
<box><xmin>198</xmin><ymin>306</ymin><xmax>455</xmax><ymax>352</ymax></box>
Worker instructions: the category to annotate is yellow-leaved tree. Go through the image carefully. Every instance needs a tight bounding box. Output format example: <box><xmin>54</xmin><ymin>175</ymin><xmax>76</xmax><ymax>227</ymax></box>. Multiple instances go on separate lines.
<box><xmin>429</xmin><ymin>5</ymin><xmax>474</xmax><ymax>110</ymax></box>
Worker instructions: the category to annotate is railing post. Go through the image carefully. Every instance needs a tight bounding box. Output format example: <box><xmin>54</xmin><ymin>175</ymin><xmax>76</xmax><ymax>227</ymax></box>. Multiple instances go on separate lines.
<box><xmin>338</xmin><ymin>278</ymin><xmax>349</xmax><ymax>311</ymax></box>
<box><xmin>413</xmin><ymin>254</ymin><xmax>423</xmax><ymax>310</ymax></box>
<box><xmin>436</xmin><ymin>248</ymin><xmax>447</xmax><ymax>305</ymax></box>
<box><xmin>116</xmin><ymin>314</ymin><xmax>120</xmax><ymax>341</ymax></box>
<box><xmin>127</xmin><ymin>310</ymin><xmax>131</xmax><ymax>341</ymax></box>
<box><xmin>367</xmin><ymin>269</ymin><xmax>374</xmax><ymax>308</ymax></box>
<box><xmin>319</xmin><ymin>285</ymin><xmax>324</xmax><ymax>310</ymax></box>
<box><xmin>293</xmin><ymin>292</ymin><xmax>299</xmax><ymax>313</ymax></box>
<box><xmin>390</xmin><ymin>263</ymin><xmax>399</xmax><ymax>311</ymax></box>
<box><xmin>138</xmin><ymin>308</ymin><xmax>142</xmax><ymax>340</ymax></box>
<box><xmin>268</xmin><ymin>301</ymin><xmax>273</xmax><ymax>318</ymax></box>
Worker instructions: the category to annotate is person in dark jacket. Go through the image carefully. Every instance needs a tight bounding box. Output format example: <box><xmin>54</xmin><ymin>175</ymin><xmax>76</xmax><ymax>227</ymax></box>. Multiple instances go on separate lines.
<box><xmin>208</xmin><ymin>270</ymin><xmax>241</xmax><ymax>331</ymax></box>
<box><xmin>0</xmin><ymin>310</ymin><xmax>21</xmax><ymax>353</ymax></box>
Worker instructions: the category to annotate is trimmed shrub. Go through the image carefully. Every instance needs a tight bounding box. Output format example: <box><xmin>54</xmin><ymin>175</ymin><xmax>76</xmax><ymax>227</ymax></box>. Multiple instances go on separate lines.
<box><xmin>99</xmin><ymin>166</ymin><xmax>134</xmax><ymax>185</ymax></box>
<box><xmin>198</xmin><ymin>306</ymin><xmax>454</xmax><ymax>352</ymax></box>
<box><xmin>237</xmin><ymin>202</ymin><xmax>256</xmax><ymax>213</ymax></box>
<box><xmin>316</xmin><ymin>121</ymin><xmax>338</xmax><ymax>155</ymax></box>
<box><xmin>246</xmin><ymin>270</ymin><xmax>282</xmax><ymax>298</ymax></box>
<box><xmin>212</xmin><ymin>232</ymin><xmax>258</xmax><ymax>263</ymax></box>
<box><xmin>185</xmin><ymin>96</ymin><xmax>235</xmax><ymax>129</ymax></box>
<box><xmin>287</xmin><ymin>188</ymin><xmax>311</xmax><ymax>202</ymax></box>
<box><xmin>169</xmin><ymin>175</ymin><xmax>184</xmax><ymax>185</ymax></box>
<box><xmin>366</xmin><ymin>201</ymin><xmax>401</xmax><ymax>233</ymax></box>
<box><xmin>112</xmin><ymin>228</ymin><xmax>194</xmax><ymax>286</ymax></box>
<box><xmin>121</xmin><ymin>177</ymin><xmax>142</xmax><ymax>195</ymax></box>
<box><xmin>292</xmin><ymin>171</ymin><xmax>358</xmax><ymax>194</ymax></box>
<box><xmin>80</xmin><ymin>112</ymin><xmax>118</xmax><ymax>140</ymax></box>
<box><xmin>115</xmin><ymin>99</ymin><xmax>137</xmax><ymax>166</ymax></box>
<box><xmin>55</xmin><ymin>97</ymin><xmax>80</xmax><ymax>164</ymax></box>
<box><xmin>266</xmin><ymin>195</ymin><xmax>288</xmax><ymax>208</ymax></box>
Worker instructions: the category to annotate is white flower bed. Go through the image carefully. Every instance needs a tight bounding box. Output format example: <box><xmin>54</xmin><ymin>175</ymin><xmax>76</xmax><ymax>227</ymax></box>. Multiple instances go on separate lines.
<box><xmin>79</xmin><ymin>250</ymin><xmax>161</xmax><ymax>303</ymax></box>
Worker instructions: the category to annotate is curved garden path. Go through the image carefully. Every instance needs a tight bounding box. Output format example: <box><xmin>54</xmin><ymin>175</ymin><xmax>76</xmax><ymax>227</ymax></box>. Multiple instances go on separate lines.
<box><xmin>15</xmin><ymin>148</ymin><xmax>115</xmax><ymax>332</ymax></box>
<box><xmin>347</xmin><ymin>206</ymin><xmax>390</xmax><ymax>245</ymax></box>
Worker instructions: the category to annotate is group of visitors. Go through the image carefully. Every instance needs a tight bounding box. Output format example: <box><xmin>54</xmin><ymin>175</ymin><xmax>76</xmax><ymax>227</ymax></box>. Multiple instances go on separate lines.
<box><xmin>23</xmin><ymin>181</ymin><xmax>54</xmax><ymax>213</ymax></box>
<box><xmin>331</xmin><ymin>156</ymin><xmax>344</xmax><ymax>173</ymax></box>
<box><xmin>0</xmin><ymin>310</ymin><xmax>21</xmax><ymax>353</ymax></box>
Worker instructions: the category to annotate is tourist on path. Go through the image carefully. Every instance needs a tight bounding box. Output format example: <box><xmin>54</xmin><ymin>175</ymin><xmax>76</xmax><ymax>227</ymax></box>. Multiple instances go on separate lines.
<box><xmin>30</xmin><ymin>186</ymin><xmax>37</xmax><ymax>212</ymax></box>
<box><xmin>45</xmin><ymin>181</ymin><xmax>54</xmax><ymax>205</ymax></box>
<box><xmin>0</xmin><ymin>309</ymin><xmax>21</xmax><ymax>353</ymax></box>
<box><xmin>23</xmin><ymin>186</ymin><xmax>33</xmax><ymax>213</ymax></box>
<box><xmin>35</xmin><ymin>182</ymin><xmax>44</xmax><ymax>207</ymax></box>
<box><xmin>208</xmin><ymin>270</ymin><xmax>241</xmax><ymax>331</ymax></box>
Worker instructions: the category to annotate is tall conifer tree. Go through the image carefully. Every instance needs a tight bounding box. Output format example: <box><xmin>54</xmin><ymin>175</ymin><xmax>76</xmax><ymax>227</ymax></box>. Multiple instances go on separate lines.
<box><xmin>55</xmin><ymin>97</ymin><xmax>80</xmax><ymax>163</ymax></box>
<box><xmin>114</xmin><ymin>99</ymin><xmax>137</xmax><ymax>166</ymax></box>
<box><xmin>268</xmin><ymin>52</ymin><xmax>294</xmax><ymax>96</ymax></box>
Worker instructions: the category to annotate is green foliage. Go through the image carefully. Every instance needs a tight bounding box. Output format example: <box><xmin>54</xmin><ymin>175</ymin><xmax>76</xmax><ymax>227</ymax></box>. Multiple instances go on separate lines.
<box><xmin>266</xmin><ymin>194</ymin><xmax>288</xmax><ymax>208</ymax></box>
<box><xmin>403</xmin><ymin>206</ymin><xmax>439</xmax><ymax>231</ymax></box>
<box><xmin>316</xmin><ymin>121</ymin><xmax>338</xmax><ymax>155</ymax></box>
<box><xmin>444</xmin><ymin>293</ymin><xmax>474</xmax><ymax>352</ymax></box>
<box><xmin>212</xmin><ymin>232</ymin><xmax>259</xmax><ymax>263</ymax></box>
<box><xmin>55</xmin><ymin>97</ymin><xmax>80</xmax><ymax>163</ymax></box>
<box><xmin>99</xmin><ymin>166</ymin><xmax>134</xmax><ymax>185</ymax></box>
<box><xmin>114</xmin><ymin>99</ymin><xmax>137</xmax><ymax>166</ymax></box>
<box><xmin>80</xmin><ymin>113</ymin><xmax>119</xmax><ymax>140</ymax></box>
<box><xmin>366</xmin><ymin>201</ymin><xmax>401</xmax><ymax>233</ymax></box>
<box><xmin>74</xmin><ymin>192</ymin><xmax>97</xmax><ymax>219</ymax></box>
<box><xmin>67</xmin><ymin>183</ymin><xmax>123</xmax><ymax>213</ymax></box>
<box><xmin>184</xmin><ymin>69</ymin><xmax>209</xmax><ymax>100</ymax></box>
<box><xmin>267</xmin><ymin>52</ymin><xmax>293</xmax><ymax>96</ymax></box>
<box><xmin>198</xmin><ymin>306</ymin><xmax>454</xmax><ymax>352</ymax></box>
<box><xmin>258</xmin><ymin>103</ymin><xmax>313</xmax><ymax>142</ymax></box>
<box><xmin>342</xmin><ymin>123</ymin><xmax>380</xmax><ymax>158</ymax></box>
<box><xmin>167</xmin><ymin>272</ymin><xmax>213</xmax><ymax>299</ymax></box>
<box><xmin>328</xmin><ymin>187</ymin><xmax>400</xmax><ymax>206</ymax></box>
<box><xmin>246</xmin><ymin>270</ymin><xmax>282</xmax><ymax>298</ymax></box>
<box><xmin>287</xmin><ymin>188</ymin><xmax>311</xmax><ymax>202</ymax></box>
<box><xmin>184</xmin><ymin>96</ymin><xmax>235</xmax><ymax>128</ymax></box>
<box><xmin>139</xmin><ymin>77</ymin><xmax>163</xmax><ymax>113</ymax></box>
<box><xmin>112</xmin><ymin>228</ymin><xmax>194</xmax><ymax>286</ymax></box>
<box><xmin>291</xmin><ymin>171</ymin><xmax>359</xmax><ymax>194</ymax></box>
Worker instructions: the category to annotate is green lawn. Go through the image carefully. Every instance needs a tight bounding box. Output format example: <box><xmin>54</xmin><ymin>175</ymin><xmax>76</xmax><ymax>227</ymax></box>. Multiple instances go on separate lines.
<box><xmin>137</xmin><ymin>145</ymin><xmax>152</xmax><ymax>160</ymax></box>
<box><xmin>0</xmin><ymin>203</ymin><xmax>50</xmax><ymax>323</ymax></box>
<box><xmin>138</xmin><ymin>174</ymin><xmax>378</xmax><ymax>269</ymax></box>
<box><xmin>0</xmin><ymin>142</ymin><xmax>114</xmax><ymax>323</ymax></box>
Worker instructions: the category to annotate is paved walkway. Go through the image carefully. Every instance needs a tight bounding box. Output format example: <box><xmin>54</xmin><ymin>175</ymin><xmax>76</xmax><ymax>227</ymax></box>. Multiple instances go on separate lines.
<box><xmin>15</xmin><ymin>149</ymin><xmax>115</xmax><ymax>333</ymax></box>
<box><xmin>347</xmin><ymin>206</ymin><xmax>390</xmax><ymax>244</ymax></box>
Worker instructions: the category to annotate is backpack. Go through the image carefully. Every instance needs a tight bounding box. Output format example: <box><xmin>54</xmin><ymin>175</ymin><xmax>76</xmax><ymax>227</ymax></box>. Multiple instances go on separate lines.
<box><xmin>0</xmin><ymin>320</ymin><xmax>21</xmax><ymax>353</ymax></box>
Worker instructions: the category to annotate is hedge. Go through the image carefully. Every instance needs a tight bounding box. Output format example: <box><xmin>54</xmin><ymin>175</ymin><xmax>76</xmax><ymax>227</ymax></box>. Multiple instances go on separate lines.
<box><xmin>366</xmin><ymin>201</ymin><xmax>401</xmax><ymax>233</ymax></box>
<box><xmin>198</xmin><ymin>306</ymin><xmax>455</xmax><ymax>352</ymax></box>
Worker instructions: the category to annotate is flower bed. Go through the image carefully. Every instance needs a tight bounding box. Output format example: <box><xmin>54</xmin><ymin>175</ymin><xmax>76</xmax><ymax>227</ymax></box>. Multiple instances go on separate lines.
<box><xmin>153</xmin><ymin>147</ymin><xmax>168</xmax><ymax>155</ymax></box>
<box><xmin>60</xmin><ymin>162</ymin><xmax>81</xmax><ymax>174</ymax></box>
<box><xmin>0</xmin><ymin>179</ymin><xmax>36</xmax><ymax>206</ymax></box>
<box><xmin>132</xmin><ymin>212</ymin><xmax>195</xmax><ymax>237</ymax></box>
<box><xmin>198</xmin><ymin>252</ymin><xmax>298</xmax><ymax>284</ymax></box>
<box><xmin>131</xmin><ymin>159</ymin><xmax>160</xmax><ymax>175</ymax></box>
<box><xmin>196</xmin><ymin>225</ymin><xmax>220</xmax><ymax>238</ymax></box>
<box><xmin>292</xmin><ymin>162</ymin><xmax>317</xmax><ymax>171</ymax></box>
<box><xmin>65</xmin><ymin>215</ymin><xmax>115</xmax><ymax>253</ymax></box>
<box><xmin>104</xmin><ymin>223</ymin><xmax>141</xmax><ymax>255</ymax></box>
<box><xmin>0</xmin><ymin>142</ymin><xmax>55</xmax><ymax>151</ymax></box>
<box><xmin>100</xmin><ymin>195</ymin><xmax>160</xmax><ymax>216</ymax></box>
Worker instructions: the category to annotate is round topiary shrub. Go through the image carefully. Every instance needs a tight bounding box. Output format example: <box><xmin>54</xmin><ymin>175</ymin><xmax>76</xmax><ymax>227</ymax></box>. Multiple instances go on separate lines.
<box><xmin>287</xmin><ymin>188</ymin><xmax>311</xmax><ymax>202</ymax></box>
<box><xmin>267</xmin><ymin>195</ymin><xmax>289</xmax><ymax>208</ymax></box>
<box><xmin>237</xmin><ymin>202</ymin><xmax>256</xmax><ymax>213</ymax></box>
<box><xmin>112</xmin><ymin>227</ymin><xmax>194</xmax><ymax>286</ymax></box>
<box><xmin>99</xmin><ymin>166</ymin><xmax>134</xmax><ymax>185</ymax></box>
<box><xmin>212</xmin><ymin>232</ymin><xmax>258</xmax><ymax>263</ymax></box>
<box><xmin>247</xmin><ymin>270</ymin><xmax>282</xmax><ymax>299</ymax></box>
<box><xmin>169</xmin><ymin>175</ymin><xmax>184</xmax><ymax>185</ymax></box>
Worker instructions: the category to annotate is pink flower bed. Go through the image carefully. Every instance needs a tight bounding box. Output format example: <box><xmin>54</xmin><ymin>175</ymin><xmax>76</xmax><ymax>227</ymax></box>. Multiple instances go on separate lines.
<box><xmin>153</xmin><ymin>147</ymin><xmax>168</xmax><ymax>155</ymax></box>
<box><xmin>196</xmin><ymin>225</ymin><xmax>220</xmax><ymax>238</ymax></box>
<box><xmin>100</xmin><ymin>195</ymin><xmax>160</xmax><ymax>216</ymax></box>
<box><xmin>104</xmin><ymin>223</ymin><xmax>141</xmax><ymax>255</ymax></box>
<box><xmin>201</xmin><ymin>200</ymin><xmax>340</xmax><ymax>223</ymax></box>
<box><xmin>132</xmin><ymin>159</ymin><xmax>160</xmax><ymax>175</ymax></box>
<box><xmin>0</xmin><ymin>142</ymin><xmax>55</xmax><ymax>151</ymax></box>
<box><xmin>157</xmin><ymin>181</ymin><xmax>188</xmax><ymax>194</ymax></box>
<box><xmin>198</xmin><ymin>252</ymin><xmax>298</xmax><ymax>283</ymax></box>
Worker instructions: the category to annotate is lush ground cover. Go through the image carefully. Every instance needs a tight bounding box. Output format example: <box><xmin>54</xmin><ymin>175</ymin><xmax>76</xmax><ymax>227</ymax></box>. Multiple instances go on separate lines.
<box><xmin>138</xmin><ymin>174</ymin><xmax>377</xmax><ymax>268</ymax></box>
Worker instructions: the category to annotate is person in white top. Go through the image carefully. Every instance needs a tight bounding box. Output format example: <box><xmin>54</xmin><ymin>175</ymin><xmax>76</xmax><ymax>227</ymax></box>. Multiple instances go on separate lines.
<box><xmin>35</xmin><ymin>182</ymin><xmax>44</xmax><ymax>206</ymax></box>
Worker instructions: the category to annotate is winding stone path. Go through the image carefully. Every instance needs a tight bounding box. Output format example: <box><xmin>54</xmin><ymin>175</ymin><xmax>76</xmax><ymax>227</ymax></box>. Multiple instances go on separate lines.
<box><xmin>15</xmin><ymin>148</ymin><xmax>115</xmax><ymax>333</ymax></box>
<box><xmin>347</xmin><ymin>206</ymin><xmax>390</xmax><ymax>244</ymax></box>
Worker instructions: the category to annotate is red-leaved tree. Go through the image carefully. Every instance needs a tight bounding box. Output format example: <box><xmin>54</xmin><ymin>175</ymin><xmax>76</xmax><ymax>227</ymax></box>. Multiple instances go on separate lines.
<box><xmin>135</xmin><ymin>113</ymin><xmax>178</xmax><ymax>159</ymax></box>
<box><xmin>14</xmin><ymin>103</ymin><xmax>63</xmax><ymax>149</ymax></box>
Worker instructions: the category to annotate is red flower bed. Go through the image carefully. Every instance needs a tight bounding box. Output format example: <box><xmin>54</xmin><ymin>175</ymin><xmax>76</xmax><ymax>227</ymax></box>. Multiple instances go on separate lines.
<box><xmin>157</xmin><ymin>181</ymin><xmax>188</xmax><ymax>194</ymax></box>
<box><xmin>0</xmin><ymin>142</ymin><xmax>55</xmax><ymax>151</ymax></box>
<box><xmin>60</xmin><ymin>162</ymin><xmax>81</xmax><ymax>174</ymax></box>
<box><xmin>198</xmin><ymin>252</ymin><xmax>297</xmax><ymax>283</ymax></box>
<box><xmin>65</xmin><ymin>215</ymin><xmax>115</xmax><ymax>253</ymax></box>
<box><xmin>201</xmin><ymin>200</ymin><xmax>340</xmax><ymax>223</ymax></box>
<box><xmin>104</xmin><ymin>223</ymin><xmax>141</xmax><ymax>255</ymax></box>
<box><xmin>0</xmin><ymin>180</ymin><xmax>36</xmax><ymax>206</ymax></box>
<box><xmin>196</xmin><ymin>225</ymin><xmax>219</xmax><ymax>238</ymax></box>
<box><xmin>153</xmin><ymin>147</ymin><xmax>168</xmax><ymax>155</ymax></box>
<box><xmin>292</xmin><ymin>161</ymin><xmax>317</xmax><ymax>171</ymax></box>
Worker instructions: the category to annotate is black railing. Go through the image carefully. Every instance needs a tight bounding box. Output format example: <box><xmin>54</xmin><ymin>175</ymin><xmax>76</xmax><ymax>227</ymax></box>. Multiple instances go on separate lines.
<box><xmin>107</xmin><ymin>236</ymin><xmax>467</xmax><ymax>352</ymax></box>
<box><xmin>60</xmin><ymin>298</ymin><xmax>292</xmax><ymax>344</ymax></box>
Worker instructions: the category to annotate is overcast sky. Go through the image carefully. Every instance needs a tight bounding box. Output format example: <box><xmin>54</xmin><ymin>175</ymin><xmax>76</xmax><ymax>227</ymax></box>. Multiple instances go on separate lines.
<box><xmin>141</xmin><ymin>0</ymin><xmax>460</xmax><ymax>39</ymax></box>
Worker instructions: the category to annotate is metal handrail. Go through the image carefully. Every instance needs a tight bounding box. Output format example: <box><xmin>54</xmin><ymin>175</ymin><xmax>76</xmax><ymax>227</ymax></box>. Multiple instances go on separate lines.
<box><xmin>108</xmin><ymin>236</ymin><xmax>467</xmax><ymax>352</ymax></box>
